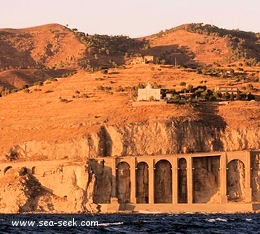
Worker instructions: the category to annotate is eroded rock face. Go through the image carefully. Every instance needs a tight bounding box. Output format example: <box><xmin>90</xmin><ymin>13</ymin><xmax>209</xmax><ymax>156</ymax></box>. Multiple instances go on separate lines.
<box><xmin>227</xmin><ymin>160</ymin><xmax>245</xmax><ymax>201</ymax></box>
<box><xmin>0</xmin><ymin>168</ymin><xmax>46</xmax><ymax>213</ymax></box>
<box><xmin>9</xmin><ymin>119</ymin><xmax>259</xmax><ymax>160</ymax></box>
<box><xmin>0</xmin><ymin>165</ymin><xmax>97</xmax><ymax>213</ymax></box>
<box><xmin>86</xmin><ymin>159</ymin><xmax>112</xmax><ymax>204</ymax></box>
<box><xmin>154</xmin><ymin>160</ymin><xmax>172</xmax><ymax>203</ymax></box>
<box><xmin>136</xmin><ymin>162</ymin><xmax>149</xmax><ymax>203</ymax></box>
<box><xmin>192</xmin><ymin>157</ymin><xmax>220</xmax><ymax>203</ymax></box>
<box><xmin>116</xmin><ymin>162</ymin><xmax>130</xmax><ymax>203</ymax></box>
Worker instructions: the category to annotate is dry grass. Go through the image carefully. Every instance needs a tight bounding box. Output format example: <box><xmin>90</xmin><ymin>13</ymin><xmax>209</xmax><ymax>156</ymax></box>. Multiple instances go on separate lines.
<box><xmin>0</xmin><ymin>24</ymin><xmax>259</xmax><ymax>155</ymax></box>
<box><xmin>0</xmin><ymin>63</ymin><xmax>259</xmax><ymax>152</ymax></box>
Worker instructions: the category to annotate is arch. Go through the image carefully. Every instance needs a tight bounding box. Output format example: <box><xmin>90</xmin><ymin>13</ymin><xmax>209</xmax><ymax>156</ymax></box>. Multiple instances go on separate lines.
<box><xmin>227</xmin><ymin>159</ymin><xmax>245</xmax><ymax>202</ymax></box>
<box><xmin>192</xmin><ymin>156</ymin><xmax>220</xmax><ymax>203</ymax></box>
<box><xmin>154</xmin><ymin>159</ymin><xmax>172</xmax><ymax>203</ymax></box>
<box><xmin>178</xmin><ymin>158</ymin><xmax>187</xmax><ymax>203</ymax></box>
<box><xmin>4</xmin><ymin>166</ymin><xmax>12</xmax><ymax>175</ymax></box>
<box><xmin>31</xmin><ymin>166</ymin><xmax>36</xmax><ymax>175</ymax></box>
<box><xmin>116</xmin><ymin>162</ymin><xmax>130</xmax><ymax>203</ymax></box>
<box><xmin>136</xmin><ymin>162</ymin><xmax>149</xmax><ymax>203</ymax></box>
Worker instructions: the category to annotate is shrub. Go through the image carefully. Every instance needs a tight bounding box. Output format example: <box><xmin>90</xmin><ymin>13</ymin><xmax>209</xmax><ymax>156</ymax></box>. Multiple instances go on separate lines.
<box><xmin>116</xmin><ymin>86</ymin><xmax>125</xmax><ymax>92</ymax></box>
<box><xmin>101</xmin><ymin>69</ymin><xmax>108</xmax><ymax>74</ymax></box>
<box><xmin>224</xmin><ymin>92</ymin><xmax>231</xmax><ymax>100</ymax></box>
<box><xmin>246</xmin><ymin>93</ymin><xmax>255</xmax><ymax>101</ymax></box>
<box><xmin>81</xmin><ymin>93</ymin><xmax>89</xmax><ymax>98</ymax></box>
<box><xmin>23</xmin><ymin>88</ymin><xmax>30</xmax><ymax>93</ymax></box>
<box><xmin>247</xmin><ymin>84</ymin><xmax>254</xmax><ymax>90</ymax></box>
<box><xmin>34</xmin><ymin>81</ymin><xmax>43</xmax><ymax>86</ymax></box>
<box><xmin>59</xmin><ymin>97</ymin><xmax>71</xmax><ymax>103</ymax></box>
<box><xmin>97</xmin><ymin>85</ymin><xmax>112</xmax><ymax>91</ymax></box>
<box><xmin>5</xmin><ymin>148</ymin><xmax>18</xmax><ymax>161</ymax></box>
<box><xmin>186</xmin><ymin>84</ymin><xmax>193</xmax><ymax>92</ymax></box>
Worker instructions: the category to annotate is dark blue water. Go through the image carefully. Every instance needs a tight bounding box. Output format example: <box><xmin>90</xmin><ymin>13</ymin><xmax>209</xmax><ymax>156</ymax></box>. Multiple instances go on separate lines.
<box><xmin>0</xmin><ymin>213</ymin><xmax>259</xmax><ymax>233</ymax></box>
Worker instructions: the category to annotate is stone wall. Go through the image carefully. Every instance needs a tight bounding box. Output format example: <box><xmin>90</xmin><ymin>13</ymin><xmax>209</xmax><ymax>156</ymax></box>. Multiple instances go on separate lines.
<box><xmin>0</xmin><ymin>150</ymin><xmax>260</xmax><ymax>213</ymax></box>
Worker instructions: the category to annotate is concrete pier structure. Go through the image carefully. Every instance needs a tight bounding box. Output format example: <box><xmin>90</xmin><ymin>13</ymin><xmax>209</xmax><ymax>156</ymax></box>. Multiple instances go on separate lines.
<box><xmin>1</xmin><ymin>150</ymin><xmax>260</xmax><ymax>213</ymax></box>
<box><xmin>95</xmin><ymin>150</ymin><xmax>260</xmax><ymax>213</ymax></box>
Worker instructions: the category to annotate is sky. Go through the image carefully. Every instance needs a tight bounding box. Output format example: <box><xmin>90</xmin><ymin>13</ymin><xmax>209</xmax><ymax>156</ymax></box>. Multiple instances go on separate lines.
<box><xmin>0</xmin><ymin>0</ymin><xmax>259</xmax><ymax>37</ymax></box>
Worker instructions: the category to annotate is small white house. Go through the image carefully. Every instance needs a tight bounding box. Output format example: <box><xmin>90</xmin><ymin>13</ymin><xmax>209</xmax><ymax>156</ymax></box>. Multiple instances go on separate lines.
<box><xmin>137</xmin><ymin>84</ymin><xmax>161</xmax><ymax>101</ymax></box>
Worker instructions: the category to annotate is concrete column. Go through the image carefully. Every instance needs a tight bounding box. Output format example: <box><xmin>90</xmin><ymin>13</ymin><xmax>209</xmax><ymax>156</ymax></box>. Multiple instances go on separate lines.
<box><xmin>244</xmin><ymin>151</ymin><xmax>252</xmax><ymax>202</ymax></box>
<box><xmin>111</xmin><ymin>157</ymin><xmax>117</xmax><ymax>198</ymax></box>
<box><xmin>171</xmin><ymin>157</ymin><xmax>178</xmax><ymax>204</ymax></box>
<box><xmin>130</xmin><ymin>157</ymin><xmax>136</xmax><ymax>204</ymax></box>
<box><xmin>148</xmin><ymin>158</ymin><xmax>154</xmax><ymax>204</ymax></box>
<box><xmin>187</xmin><ymin>156</ymin><xmax>193</xmax><ymax>204</ymax></box>
<box><xmin>220</xmin><ymin>152</ymin><xmax>227</xmax><ymax>203</ymax></box>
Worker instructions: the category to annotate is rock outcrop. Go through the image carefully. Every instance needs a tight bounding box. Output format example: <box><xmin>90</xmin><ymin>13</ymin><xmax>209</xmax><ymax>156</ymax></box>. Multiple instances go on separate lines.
<box><xmin>0</xmin><ymin>164</ymin><xmax>99</xmax><ymax>213</ymax></box>
<box><xmin>7</xmin><ymin>118</ymin><xmax>259</xmax><ymax>161</ymax></box>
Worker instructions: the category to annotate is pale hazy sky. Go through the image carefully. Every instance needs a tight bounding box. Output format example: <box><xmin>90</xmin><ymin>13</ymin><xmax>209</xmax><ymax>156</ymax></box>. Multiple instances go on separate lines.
<box><xmin>0</xmin><ymin>0</ymin><xmax>259</xmax><ymax>37</ymax></box>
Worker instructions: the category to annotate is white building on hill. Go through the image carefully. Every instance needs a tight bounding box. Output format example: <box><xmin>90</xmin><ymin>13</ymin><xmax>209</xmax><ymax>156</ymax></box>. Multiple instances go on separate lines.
<box><xmin>137</xmin><ymin>84</ymin><xmax>161</xmax><ymax>101</ymax></box>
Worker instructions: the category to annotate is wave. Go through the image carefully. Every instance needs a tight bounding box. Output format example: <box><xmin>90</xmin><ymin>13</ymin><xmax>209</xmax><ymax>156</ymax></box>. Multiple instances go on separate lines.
<box><xmin>98</xmin><ymin>222</ymin><xmax>124</xmax><ymax>227</ymax></box>
<box><xmin>206</xmin><ymin>218</ymin><xmax>227</xmax><ymax>222</ymax></box>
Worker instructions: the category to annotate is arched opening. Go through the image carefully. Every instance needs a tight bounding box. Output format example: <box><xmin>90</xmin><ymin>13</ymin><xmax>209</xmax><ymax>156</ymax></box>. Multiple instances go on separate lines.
<box><xmin>31</xmin><ymin>166</ymin><xmax>36</xmax><ymax>175</ymax></box>
<box><xmin>136</xmin><ymin>162</ymin><xmax>149</xmax><ymax>203</ymax></box>
<box><xmin>227</xmin><ymin>159</ymin><xmax>245</xmax><ymax>202</ymax></box>
<box><xmin>4</xmin><ymin>166</ymin><xmax>12</xmax><ymax>175</ymax></box>
<box><xmin>91</xmin><ymin>160</ymin><xmax>112</xmax><ymax>204</ymax></box>
<box><xmin>192</xmin><ymin>156</ymin><xmax>220</xmax><ymax>203</ymax></box>
<box><xmin>154</xmin><ymin>160</ymin><xmax>172</xmax><ymax>203</ymax></box>
<box><xmin>116</xmin><ymin>162</ymin><xmax>130</xmax><ymax>203</ymax></box>
<box><xmin>178</xmin><ymin>158</ymin><xmax>187</xmax><ymax>203</ymax></box>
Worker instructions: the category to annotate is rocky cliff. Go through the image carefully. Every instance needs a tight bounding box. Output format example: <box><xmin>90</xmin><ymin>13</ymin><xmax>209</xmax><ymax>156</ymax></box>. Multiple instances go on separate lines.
<box><xmin>7</xmin><ymin>118</ymin><xmax>259</xmax><ymax>161</ymax></box>
<box><xmin>0</xmin><ymin>102</ymin><xmax>259</xmax><ymax>213</ymax></box>
<box><xmin>0</xmin><ymin>163</ymin><xmax>102</xmax><ymax>213</ymax></box>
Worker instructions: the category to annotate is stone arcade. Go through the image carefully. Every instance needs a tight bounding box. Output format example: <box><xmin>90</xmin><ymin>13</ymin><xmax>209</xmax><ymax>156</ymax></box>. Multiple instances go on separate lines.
<box><xmin>1</xmin><ymin>150</ymin><xmax>259</xmax><ymax>213</ymax></box>
<box><xmin>90</xmin><ymin>150</ymin><xmax>260</xmax><ymax>213</ymax></box>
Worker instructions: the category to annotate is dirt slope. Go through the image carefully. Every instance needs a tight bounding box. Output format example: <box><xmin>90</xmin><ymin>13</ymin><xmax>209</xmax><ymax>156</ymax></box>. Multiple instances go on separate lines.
<box><xmin>0</xmin><ymin>23</ymin><xmax>85</xmax><ymax>69</ymax></box>
<box><xmin>145</xmin><ymin>29</ymin><xmax>232</xmax><ymax>65</ymax></box>
<box><xmin>0</xmin><ymin>64</ymin><xmax>259</xmax><ymax>160</ymax></box>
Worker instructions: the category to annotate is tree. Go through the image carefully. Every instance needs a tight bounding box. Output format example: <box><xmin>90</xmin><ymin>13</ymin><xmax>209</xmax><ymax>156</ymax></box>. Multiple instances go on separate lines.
<box><xmin>186</xmin><ymin>84</ymin><xmax>193</xmax><ymax>92</ymax></box>
<box><xmin>224</xmin><ymin>92</ymin><xmax>231</xmax><ymax>100</ymax></box>
<box><xmin>246</xmin><ymin>93</ymin><xmax>255</xmax><ymax>101</ymax></box>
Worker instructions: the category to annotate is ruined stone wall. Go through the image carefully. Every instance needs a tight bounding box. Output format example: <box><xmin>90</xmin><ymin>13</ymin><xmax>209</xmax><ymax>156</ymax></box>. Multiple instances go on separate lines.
<box><xmin>1</xmin><ymin>151</ymin><xmax>260</xmax><ymax>213</ymax></box>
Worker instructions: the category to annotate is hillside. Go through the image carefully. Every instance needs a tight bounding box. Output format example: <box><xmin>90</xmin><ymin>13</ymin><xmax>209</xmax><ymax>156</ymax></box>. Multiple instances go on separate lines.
<box><xmin>0</xmin><ymin>23</ymin><xmax>259</xmax><ymax>94</ymax></box>
<box><xmin>0</xmin><ymin>24</ymin><xmax>84</xmax><ymax>91</ymax></box>
<box><xmin>0</xmin><ymin>63</ymin><xmax>259</xmax><ymax>160</ymax></box>
<box><xmin>0</xmin><ymin>23</ymin><xmax>259</xmax><ymax>216</ymax></box>
<box><xmin>0</xmin><ymin>23</ymin><xmax>259</xmax><ymax>159</ymax></box>
<box><xmin>0</xmin><ymin>23</ymin><xmax>85</xmax><ymax>69</ymax></box>
<box><xmin>145</xmin><ymin>23</ymin><xmax>260</xmax><ymax>66</ymax></box>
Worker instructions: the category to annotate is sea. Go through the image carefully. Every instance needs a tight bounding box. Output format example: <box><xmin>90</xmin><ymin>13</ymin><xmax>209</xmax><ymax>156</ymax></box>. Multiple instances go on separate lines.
<box><xmin>0</xmin><ymin>213</ymin><xmax>259</xmax><ymax>233</ymax></box>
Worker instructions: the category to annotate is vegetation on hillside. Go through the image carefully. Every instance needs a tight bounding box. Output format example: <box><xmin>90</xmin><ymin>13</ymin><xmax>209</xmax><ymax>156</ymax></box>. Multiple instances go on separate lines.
<box><xmin>161</xmin><ymin>85</ymin><xmax>255</xmax><ymax>104</ymax></box>
<box><xmin>75</xmin><ymin>31</ymin><xmax>149</xmax><ymax>70</ymax></box>
<box><xmin>163</xmin><ymin>23</ymin><xmax>260</xmax><ymax>64</ymax></box>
